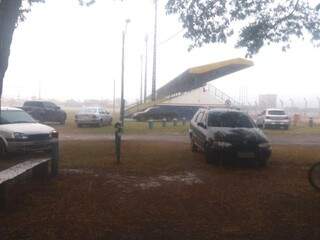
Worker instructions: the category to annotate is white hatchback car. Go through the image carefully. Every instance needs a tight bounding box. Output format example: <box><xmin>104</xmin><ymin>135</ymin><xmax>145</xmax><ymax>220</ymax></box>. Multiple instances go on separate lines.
<box><xmin>0</xmin><ymin>107</ymin><xmax>58</xmax><ymax>156</ymax></box>
<box><xmin>75</xmin><ymin>107</ymin><xmax>112</xmax><ymax>127</ymax></box>
<box><xmin>256</xmin><ymin>108</ymin><xmax>290</xmax><ymax>130</ymax></box>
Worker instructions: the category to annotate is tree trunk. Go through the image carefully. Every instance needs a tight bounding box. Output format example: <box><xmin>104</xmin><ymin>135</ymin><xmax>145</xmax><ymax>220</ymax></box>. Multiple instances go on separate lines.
<box><xmin>0</xmin><ymin>0</ymin><xmax>22</xmax><ymax>101</ymax></box>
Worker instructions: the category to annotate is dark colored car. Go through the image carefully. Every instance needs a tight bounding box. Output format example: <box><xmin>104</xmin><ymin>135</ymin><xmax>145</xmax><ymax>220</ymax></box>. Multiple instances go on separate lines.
<box><xmin>189</xmin><ymin>108</ymin><xmax>272</xmax><ymax>166</ymax></box>
<box><xmin>21</xmin><ymin>101</ymin><xmax>67</xmax><ymax>124</ymax></box>
<box><xmin>132</xmin><ymin>107</ymin><xmax>178</xmax><ymax>121</ymax></box>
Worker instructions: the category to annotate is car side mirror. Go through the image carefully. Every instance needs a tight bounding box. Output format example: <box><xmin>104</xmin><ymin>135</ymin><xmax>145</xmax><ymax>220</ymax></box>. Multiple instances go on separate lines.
<box><xmin>197</xmin><ymin>122</ymin><xmax>206</xmax><ymax>129</ymax></box>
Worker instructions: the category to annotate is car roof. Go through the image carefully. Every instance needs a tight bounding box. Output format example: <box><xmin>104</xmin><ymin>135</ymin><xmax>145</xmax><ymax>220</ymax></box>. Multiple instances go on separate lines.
<box><xmin>204</xmin><ymin>108</ymin><xmax>241</xmax><ymax>113</ymax></box>
<box><xmin>82</xmin><ymin>107</ymin><xmax>101</xmax><ymax>109</ymax></box>
<box><xmin>266</xmin><ymin>108</ymin><xmax>285</xmax><ymax>111</ymax></box>
<box><xmin>25</xmin><ymin>100</ymin><xmax>47</xmax><ymax>102</ymax></box>
<box><xmin>1</xmin><ymin>107</ymin><xmax>23</xmax><ymax>111</ymax></box>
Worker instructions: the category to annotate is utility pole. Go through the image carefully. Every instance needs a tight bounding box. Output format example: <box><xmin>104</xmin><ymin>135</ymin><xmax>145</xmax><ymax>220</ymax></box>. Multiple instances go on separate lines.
<box><xmin>151</xmin><ymin>0</ymin><xmax>158</xmax><ymax>102</ymax></box>
<box><xmin>38</xmin><ymin>79</ymin><xmax>41</xmax><ymax>100</ymax></box>
<box><xmin>119</xmin><ymin>19</ymin><xmax>131</xmax><ymax>127</ymax></box>
<box><xmin>113</xmin><ymin>78</ymin><xmax>116</xmax><ymax>114</ymax></box>
<box><xmin>289</xmin><ymin>98</ymin><xmax>294</xmax><ymax>108</ymax></box>
<box><xmin>140</xmin><ymin>55</ymin><xmax>143</xmax><ymax>104</ymax></box>
<box><xmin>144</xmin><ymin>35</ymin><xmax>148</xmax><ymax>103</ymax></box>
<box><xmin>304</xmin><ymin>98</ymin><xmax>308</xmax><ymax>116</ymax></box>
<box><xmin>279</xmin><ymin>99</ymin><xmax>284</xmax><ymax>108</ymax></box>
<box><xmin>116</xmin><ymin>19</ymin><xmax>131</xmax><ymax>164</ymax></box>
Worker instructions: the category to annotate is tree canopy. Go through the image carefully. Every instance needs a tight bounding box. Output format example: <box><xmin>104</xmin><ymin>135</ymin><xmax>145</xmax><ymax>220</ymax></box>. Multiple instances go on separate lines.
<box><xmin>166</xmin><ymin>0</ymin><xmax>320</xmax><ymax>57</ymax></box>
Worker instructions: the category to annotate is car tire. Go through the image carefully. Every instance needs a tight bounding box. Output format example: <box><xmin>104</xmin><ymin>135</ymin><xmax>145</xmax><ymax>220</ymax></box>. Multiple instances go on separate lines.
<box><xmin>256</xmin><ymin>158</ymin><xmax>268</xmax><ymax>168</ymax></box>
<box><xmin>190</xmin><ymin>137</ymin><xmax>198</xmax><ymax>152</ymax></box>
<box><xmin>204</xmin><ymin>144</ymin><xmax>215</xmax><ymax>164</ymax></box>
<box><xmin>309</xmin><ymin>162</ymin><xmax>320</xmax><ymax>191</ymax></box>
<box><xmin>0</xmin><ymin>140</ymin><xmax>6</xmax><ymax>159</ymax></box>
<box><xmin>262</xmin><ymin>122</ymin><xmax>266</xmax><ymax>129</ymax></box>
<box><xmin>98</xmin><ymin>120</ymin><xmax>103</xmax><ymax>127</ymax></box>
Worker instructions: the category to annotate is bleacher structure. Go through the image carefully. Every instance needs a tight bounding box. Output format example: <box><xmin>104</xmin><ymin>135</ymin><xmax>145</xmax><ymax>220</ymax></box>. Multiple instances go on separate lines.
<box><xmin>126</xmin><ymin>58</ymin><xmax>253</xmax><ymax>118</ymax></box>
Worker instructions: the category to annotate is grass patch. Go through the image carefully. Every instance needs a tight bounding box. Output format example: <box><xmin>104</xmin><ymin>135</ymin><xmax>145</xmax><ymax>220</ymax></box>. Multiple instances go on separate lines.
<box><xmin>264</xmin><ymin>126</ymin><xmax>320</xmax><ymax>136</ymax></box>
<box><xmin>60</xmin><ymin>140</ymin><xmax>320</xmax><ymax>174</ymax></box>
<box><xmin>55</xmin><ymin>109</ymin><xmax>189</xmax><ymax>135</ymax></box>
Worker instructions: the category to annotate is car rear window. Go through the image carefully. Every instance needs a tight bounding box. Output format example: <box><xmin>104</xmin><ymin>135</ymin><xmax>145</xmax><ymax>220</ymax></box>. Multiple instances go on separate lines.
<box><xmin>208</xmin><ymin>111</ymin><xmax>254</xmax><ymax>128</ymax></box>
<box><xmin>24</xmin><ymin>101</ymin><xmax>43</xmax><ymax>107</ymax></box>
<box><xmin>267</xmin><ymin>110</ymin><xmax>285</xmax><ymax>115</ymax></box>
<box><xmin>79</xmin><ymin>108</ymin><xmax>98</xmax><ymax>114</ymax></box>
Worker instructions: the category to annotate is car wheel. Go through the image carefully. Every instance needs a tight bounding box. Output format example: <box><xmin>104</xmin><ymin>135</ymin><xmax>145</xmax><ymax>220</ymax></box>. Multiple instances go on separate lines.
<box><xmin>309</xmin><ymin>162</ymin><xmax>320</xmax><ymax>191</ymax></box>
<box><xmin>98</xmin><ymin>120</ymin><xmax>103</xmax><ymax>127</ymax></box>
<box><xmin>262</xmin><ymin>122</ymin><xmax>267</xmax><ymax>129</ymax></box>
<box><xmin>190</xmin><ymin>137</ymin><xmax>198</xmax><ymax>152</ymax></box>
<box><xmin>0</xmin><ymin>140</ymin><xmax>6</xmax><ymax>159</ymax></box>
<box><xmin>204</xmin><ymin>144</ymin><xmax>215</xmax><ymax>164</ymax></box>
<box><xmin>256</xmin><ymin>158</ymin><xmax>268</xmax><ymax>168</ymax></box>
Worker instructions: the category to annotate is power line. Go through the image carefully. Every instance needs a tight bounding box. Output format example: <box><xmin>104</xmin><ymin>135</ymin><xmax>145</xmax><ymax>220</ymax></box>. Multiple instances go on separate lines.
<box><xmin>158</xmin><ymin>29</ymin><xmax>184</xmax><ymax>46</ymax></box>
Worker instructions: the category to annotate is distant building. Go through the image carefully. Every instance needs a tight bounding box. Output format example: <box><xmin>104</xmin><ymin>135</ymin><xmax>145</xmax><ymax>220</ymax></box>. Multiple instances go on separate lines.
<box><xmin>259</xmin><ymin>94</ymin><xmax>277</xmax><ymax>108</ymax></box>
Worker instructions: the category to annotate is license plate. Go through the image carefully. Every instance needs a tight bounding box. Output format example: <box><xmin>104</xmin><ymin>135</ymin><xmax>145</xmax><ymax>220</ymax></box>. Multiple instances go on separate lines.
<box><xmin>237</xmin><ymin>152</ymin><xmax>255</xmax><ymax>158</ymax></box>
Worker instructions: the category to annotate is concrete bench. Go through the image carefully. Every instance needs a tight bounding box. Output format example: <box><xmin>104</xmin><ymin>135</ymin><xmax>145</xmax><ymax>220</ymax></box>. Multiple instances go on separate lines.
<box><xmin>0</xmin><ymin>143</ymin><xmax>59</xmax><ymax>209</ymax></box>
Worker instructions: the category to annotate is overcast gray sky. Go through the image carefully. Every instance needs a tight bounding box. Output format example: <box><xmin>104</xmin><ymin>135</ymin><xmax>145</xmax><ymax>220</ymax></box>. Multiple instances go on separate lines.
<box><xmin>3</xmin><ymin>0</ymin><xmax>320</xmax><ymax>107</ymax></box>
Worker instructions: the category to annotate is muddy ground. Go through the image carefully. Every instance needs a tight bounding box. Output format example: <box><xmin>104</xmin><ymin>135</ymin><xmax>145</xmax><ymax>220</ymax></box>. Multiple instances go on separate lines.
<box><xmin>1</xmin><ymin>138</ymin><xmax>320</xmax><ymax>240</ymax></box>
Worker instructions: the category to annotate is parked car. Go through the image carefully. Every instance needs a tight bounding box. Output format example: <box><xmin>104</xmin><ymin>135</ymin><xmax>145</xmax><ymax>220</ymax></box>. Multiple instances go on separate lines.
<box><xmin>132</xmin><ymin>107</ymin><xmax>178</xmax><ymax>121</ymax></box>
<box><xmin>256</xmin><ymin>108</ymin><xmax>290</xmax><ymax>129</ymax></box>
<box><xmin>189</xmin><ymin>108</ymin><xmax>272</xmax><ymax>166</ymax></box>
<box><xmin>20</xmin><ymin>100</ymin><xmax>67</xmax><ymax>124</ymax></box>
<box><xmin>75</xmin><ymin>107</ymin><xmax>112</xmax><ymax>127</ymax></box>
<box><xmin>0</xmin><ymin>107</ymin><xmax>58</xmax><ymax>156</ymax></box>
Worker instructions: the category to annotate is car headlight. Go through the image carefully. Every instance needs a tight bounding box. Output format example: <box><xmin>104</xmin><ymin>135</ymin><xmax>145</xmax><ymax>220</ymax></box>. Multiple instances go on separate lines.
<box><xmin>50</xmin><ymin>130</ymin><xmax>59</xmax><ymax>138</ymax></box>
<box><xmin>13</xmin><ymin>132</ymin><xmax>29</xmax><ymax>140</ymax></box>
<box><xmin>208</xmin><ymin>139</ymin><xmax>232</xmax><ymax>148</ymax></box>
<box><xmin>259</xmin><ymin>142</ymin><xmax>271</xmax><ymax>148</ymax></box>
<box><xmin>216</xmin><ymin>141</ymin><xmax>232</xmax><ymax>148</ymax></box>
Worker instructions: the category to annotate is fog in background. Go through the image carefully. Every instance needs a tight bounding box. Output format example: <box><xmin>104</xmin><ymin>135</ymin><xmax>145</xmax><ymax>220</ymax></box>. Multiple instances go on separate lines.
<box><xmin>3</xmin><ymin>0</ymin><xmax>320</xmax><ymax>108</ymax></box>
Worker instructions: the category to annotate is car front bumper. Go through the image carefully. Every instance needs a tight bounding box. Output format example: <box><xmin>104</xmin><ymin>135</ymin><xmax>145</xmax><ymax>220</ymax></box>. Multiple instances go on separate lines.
<box><xmin>6</xmin><ymin>139</ymin><xmax>58</xmax><ymax>153</ymax></box>
<box><xmin>207</xmin><ymin>144</ymin><xmax>272</xmax><ymax>161</ymax></box>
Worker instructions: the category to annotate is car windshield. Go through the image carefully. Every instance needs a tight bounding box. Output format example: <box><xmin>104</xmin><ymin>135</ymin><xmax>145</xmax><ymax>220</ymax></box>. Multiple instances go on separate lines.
<box><xmin>208</xmin><ymin>111</ymin><xmax>255</xmax><ymax>128</ymax></box>
<box><xmin>268</xmin><ymin>110</ymin><xmax>285</xmax><ymax>115</ymax></box>
<box><xmin>79</xmin><ymin>108</ymin><xmax>98</xmax><ymax>114</ymax></box>
<box><xmin>0</xmin><ymin>110</ymin><xmax>36</xmax><ymax>124</ymax></box>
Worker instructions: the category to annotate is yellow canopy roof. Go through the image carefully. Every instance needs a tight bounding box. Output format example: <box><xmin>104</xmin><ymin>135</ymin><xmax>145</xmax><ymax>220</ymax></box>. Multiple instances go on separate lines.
<box><xmin>156</xmin><ymin>58</ymin><xmax>254</xmax><ymax>99</ymax></box>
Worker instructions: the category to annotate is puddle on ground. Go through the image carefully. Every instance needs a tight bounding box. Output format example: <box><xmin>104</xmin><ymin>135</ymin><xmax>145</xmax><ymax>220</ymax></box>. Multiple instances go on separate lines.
<box><xmin>135</xmin><ymin>172</ymin><xmax>203</xmax><ymax>190</ymax></box>
<box><xmin>61</xmin><ymin>169</ymin><xmax>203</xmax><ymax>190</ymax></box>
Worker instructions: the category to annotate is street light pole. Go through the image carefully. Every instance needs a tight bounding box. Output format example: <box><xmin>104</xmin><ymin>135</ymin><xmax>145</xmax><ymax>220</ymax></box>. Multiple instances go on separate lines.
<box><xmin>151</xmin><ymin>0</ymin><xmax>158</xmax><ymax>102</ymax></box>
<box><xmin>140</xmin><ymin>54</ymin><xmax>143</xmax><ymax>104</ymax></box>
<box><xmin>144</xmin><ymin>35</ymin><xmax>148</xmax><ymax>103</ymax></box>
<box><xmin>113</xmin><ymin>78</ymin><xmax>116</xmax><ymax>114</ymax></box>
<box><xmin>120</xmin><ymin>19</ymin><xmax>130</xmax><ymax>127</ymax></box>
